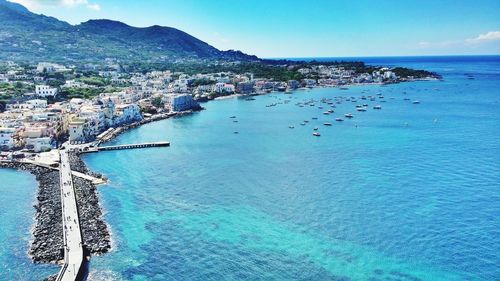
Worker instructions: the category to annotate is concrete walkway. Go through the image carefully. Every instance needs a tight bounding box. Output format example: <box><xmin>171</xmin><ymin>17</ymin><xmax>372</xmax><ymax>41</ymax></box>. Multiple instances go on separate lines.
<box><xmin>19</xmin><ymin>159</ymin><xmax>106</xmax><ymax>185</ymax></box>
<box><xmin>56</xmin><ymin>149</ymin><xmax>84</xmax><ymax>281</ymax></box>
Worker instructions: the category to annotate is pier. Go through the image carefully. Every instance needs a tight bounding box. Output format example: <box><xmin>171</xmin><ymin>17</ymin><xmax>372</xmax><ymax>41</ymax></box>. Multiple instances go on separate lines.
<box><xmin>81</xmin><ymin>141</ymin><xmax>170</xmax><ymax>153</ymax></box>
<box><xmin>99</xmin><ymin>141</ymin><xmax>170</xmax><ymax>151</ymax></box>
<box><xmin>18</xmin><ymin>159</ymin><xmax>106</xmax><ymax>185</ymax></box>
<box><xmin>56</xmin><ymin>149</ymin><xmax>87</xmax><ymax>281</ymax></box>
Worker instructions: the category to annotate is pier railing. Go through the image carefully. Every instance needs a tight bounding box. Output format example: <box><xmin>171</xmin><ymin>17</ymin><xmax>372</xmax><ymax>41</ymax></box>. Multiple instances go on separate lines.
<box><xmin>80</xmin><ymin>141</ymin><xmax>170</xmax><ymax>153</ymax></box>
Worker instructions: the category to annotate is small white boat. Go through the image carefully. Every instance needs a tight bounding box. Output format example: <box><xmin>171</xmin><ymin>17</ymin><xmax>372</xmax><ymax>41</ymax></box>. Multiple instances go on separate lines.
<box><xmin>344</xmin><ymin>113</ymin><xmax>353</xmax><ymax>118</ymax></box>
<box><xmin>373</xmin><ymin>105</ymin><xmax>382</xmax><ymax>109</ymax></box>
<box><xmin>413</xmin><ymin>100</ymin><xmax>420</xmax><ymax>104</ymax></box>
<box><xmin>335</xmin><ymin>118</ymin><xmax>344</xmax><ymax>122</ymax></box>
<box><xmin>313</xmin><ymin>132</ymin><xmax>321</xmax><ymax>136</ymax></box>
<box><xmin>289</xmin><ymin>125</ymin><xmax>295</xmax><ymax>129</ymax></box>
<box><xmin>323</xmin><ymin>122</ymin><xmax>332</xmax><ymax>126</ymax></box>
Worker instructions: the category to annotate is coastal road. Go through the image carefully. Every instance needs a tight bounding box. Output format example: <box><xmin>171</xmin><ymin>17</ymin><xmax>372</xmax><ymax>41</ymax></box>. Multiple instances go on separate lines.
<box><xmin>56</xmin><ymin>149</ymin><xmax>85</xmax><ymax>281</ymax></box>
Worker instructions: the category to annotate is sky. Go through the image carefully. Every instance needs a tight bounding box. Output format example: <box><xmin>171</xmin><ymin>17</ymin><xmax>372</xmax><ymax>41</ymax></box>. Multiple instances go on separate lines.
<box><xmin>8</xmin><ymin>0</ymin><xmax>500</xmax><ymax>58</ymax></box>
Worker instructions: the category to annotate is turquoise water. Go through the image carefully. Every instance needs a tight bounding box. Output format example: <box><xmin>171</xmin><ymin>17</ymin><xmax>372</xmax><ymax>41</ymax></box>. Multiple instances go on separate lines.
<box><xmin>0</xmin><ymin>169</ymin><xmax>58</xmax><ymax>280</ymax></box>
<box><xmin>1</xmin><ymin>57</ymin><xmax>500</xmax><ymax>280</ymax></box>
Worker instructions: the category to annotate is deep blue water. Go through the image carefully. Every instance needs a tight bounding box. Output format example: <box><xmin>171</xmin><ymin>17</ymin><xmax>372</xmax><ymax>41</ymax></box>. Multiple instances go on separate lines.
<box><xmin>1</xmin><ymin>56</ymin><xmax>499</xmax><ymax>280</ymax></box>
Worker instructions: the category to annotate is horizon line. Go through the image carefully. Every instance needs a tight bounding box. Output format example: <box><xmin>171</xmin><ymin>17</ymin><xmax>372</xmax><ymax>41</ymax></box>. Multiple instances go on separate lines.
<box><xmin>265</xmin><ymin>54</ymin><xmax>500</xmax><ymax>59</ymax></box>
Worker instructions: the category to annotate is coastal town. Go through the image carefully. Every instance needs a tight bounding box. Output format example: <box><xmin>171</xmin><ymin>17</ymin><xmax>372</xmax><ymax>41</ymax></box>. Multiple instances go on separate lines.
<box><xmin>0</xmin><ymin>58</ymin><xmax>437</xmax><ymax>280</ymax></box>
<box><xmin>0</xmin><ymin>0</ymin><xmax>497</xmax><ymax>280</ymax></box>
<box><xmin>0</xmin><ymin>60</ymin><xmax>435</xmax><ymax>158</ymax></box>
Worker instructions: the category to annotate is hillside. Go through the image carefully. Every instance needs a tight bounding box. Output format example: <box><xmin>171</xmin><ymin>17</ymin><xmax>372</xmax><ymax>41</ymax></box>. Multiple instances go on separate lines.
<box><xmin>0</xmin><ymin>0</ymin><xmax>259</xmax><ymax>63</ymax></box>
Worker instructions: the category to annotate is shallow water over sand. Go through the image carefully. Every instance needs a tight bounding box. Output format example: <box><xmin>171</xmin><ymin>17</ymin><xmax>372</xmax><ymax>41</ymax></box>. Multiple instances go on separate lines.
<box><xmin>2</xmin><ymin>56</ymin><xmax>499</xmax><ymax>280</ymax></box>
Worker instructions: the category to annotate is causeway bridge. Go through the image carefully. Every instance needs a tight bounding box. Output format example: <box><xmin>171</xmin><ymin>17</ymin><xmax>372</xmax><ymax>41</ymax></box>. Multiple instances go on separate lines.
<box><xmin>52</xmin><ymin>140</ymin><xmax>169</xmax><ymax>279</ymax></box>
<box><xmin>55</xmin><ymin>149</ymin><xmax>88</xmax><ymax>281</ymax></box>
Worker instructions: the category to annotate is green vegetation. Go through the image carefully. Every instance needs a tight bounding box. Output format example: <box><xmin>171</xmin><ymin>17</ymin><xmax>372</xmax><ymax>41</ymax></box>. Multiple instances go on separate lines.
<box><xmin>0</xmin><ymin>82</ymin><xmax>34</xmax><ymax>98</ymax></box>
<box><xmin>77</xmin><ymin>76</ymin><xmax>110</xmax><ymax>87</ymax></box>
<box><xmin>59</xmin><ymin>86</ymin><xmax>121</xmax><ymax>99</ymax></box>
<box><xmin>124</xmin><ymin>61</ymin><xmax>305</xmax><ymax>81</ymax></box>
<box><xmin>0</xmin><ymin>1</ymin><xmax>256</xmax><ymax>63</ymax></box>
<box><xmin>391</xmin><ymin>67</ymin><xmax>437</xmax><ymax>79</ymax></box>
<box><xmin>188</xmin><ymin>78</ymin><xmax>216</xmax><ymax>87</ymax></box>
<box><xmin>151</xmin><ymin>96</ymin><xmax>164</xmax><ymax>108</ymax></box>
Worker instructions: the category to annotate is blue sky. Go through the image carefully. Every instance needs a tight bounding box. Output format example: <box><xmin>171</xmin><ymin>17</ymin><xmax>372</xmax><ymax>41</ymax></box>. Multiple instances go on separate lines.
<box><xmin>9</xmin><ymin>0</ymin><xmax>500</xmax><ymax>57</ymax></box>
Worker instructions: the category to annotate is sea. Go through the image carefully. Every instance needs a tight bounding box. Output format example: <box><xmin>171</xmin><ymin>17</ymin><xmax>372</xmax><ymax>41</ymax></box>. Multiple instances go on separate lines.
<box><xmin>1</xmin><ymin>56</ymin><xmax>499</xmax><ymax>281</ymax></box>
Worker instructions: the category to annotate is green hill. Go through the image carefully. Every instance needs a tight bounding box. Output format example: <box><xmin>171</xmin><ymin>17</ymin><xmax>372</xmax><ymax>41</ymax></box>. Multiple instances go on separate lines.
<box><xmin>0</xmin><ymin>0</ymin><xmax>259</xmax><ymax>63</ymax></box>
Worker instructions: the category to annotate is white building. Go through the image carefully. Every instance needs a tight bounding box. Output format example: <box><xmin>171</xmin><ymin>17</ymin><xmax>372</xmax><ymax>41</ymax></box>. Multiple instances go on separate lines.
<box><xmin>25</xmin><ymin>137</ymin><xmax>52</xmax><ymax>152</ymax></box>
<box><xmin>383</xmin><ymin>71</ymin><xmax>397</xmax><ymax>80</ymax></box>
<box><xmin>62</xmin><ymin>80</ymin><xmax>86</xmax><ymax>88</ymax></box>
<box><xmin>36</xmin><ymin>62</ymin><xmax>70</xmax><ymax>73</ymax></box>
<box><xmin>166</xmin><ymin>94</ymin><xmax>199</xmax><ymax>112</ymax></box>
<box><xmin>36</xmin><ymin>62</ymin><xmax>55</xmax><ymax>73</ymax></box>
<box><xmin>68</xmin><ymin>118</ymin><xmax>85</xmax><ymax>142</ymax></box>
<box><xmin>35</xmin><ymin>85</ymin><xmax>58</xmax><ymax>97</ymax></box>
<box><xmin>214</xmin><ymin>83</ymin><xmax>235</xmax><ymax>94</ymax></box>
<box><xmin>26</xmin><ymin>99</ymin><xmax>48</xmax><ymax>109</ymax></box>
<box><xmin>114</xmin><ymin>104</ymin><xmax>142</xmax><ymax>125</ymax></box>
<box><xmin>0</xmin><ymin>74</ymin><xmax>8</xmax><ymax>83</ymax></box>
<box><xmin>0</xmin><ymin>127</ymin><xmax>15</xmax><ymax>150</ymax></box>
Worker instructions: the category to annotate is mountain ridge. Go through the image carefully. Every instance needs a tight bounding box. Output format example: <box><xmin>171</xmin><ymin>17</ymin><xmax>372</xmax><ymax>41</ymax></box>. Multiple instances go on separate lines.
<box><xmin>0</xmin><ymin>0</ymin><xmax>259</xmax><ymax>63</ymax></box>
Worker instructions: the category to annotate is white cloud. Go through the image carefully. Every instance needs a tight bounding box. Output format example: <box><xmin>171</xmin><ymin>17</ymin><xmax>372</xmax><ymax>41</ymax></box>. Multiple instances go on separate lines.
<box><xmin>9</xmin><ymin>0</ymin><xmax>100</xmax><ymax>11</ymax></box>
<box><xmin>61</xmin><ymin>0</ymin><xmax>100</xmax><ymax>10</ymax></box>
<box><xmin>85</xmin><ymin>2</ymin><xmax>100</xmax><ymax>10</ymax></box>
<box><xmin>418</xmin><ymin>31</ymin><xmax>500</xmax><ymax>50</ymax></box>
<box><xmin>417</xmin><ymin>40</ymin><xmax>457</xmax><ymax>49</ymax></box>
<box><xmin>466</xmin><ymin>31</ymin><xmax>500</xmax><ymax>43</ymax></box>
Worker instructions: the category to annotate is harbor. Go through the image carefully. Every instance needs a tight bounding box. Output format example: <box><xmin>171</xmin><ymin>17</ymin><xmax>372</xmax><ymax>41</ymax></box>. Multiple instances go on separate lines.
<box><xmin>0</xmin><ymin>138</ymin><xmax>171</xmax><ymax>280</ymax></box>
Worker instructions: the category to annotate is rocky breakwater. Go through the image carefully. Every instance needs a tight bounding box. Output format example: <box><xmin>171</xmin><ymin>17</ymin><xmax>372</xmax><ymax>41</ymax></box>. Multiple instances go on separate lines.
<box><xmin>29</xmin><ymin>166</ymin><xmax>64</xmax><ymax>263</ymax></box>
<box><xmin>68</xmin><ymin>152</ymin><xmax>111</xmax><ymax>255</ymax></box>
<box><xmin>1</xmin><ymin>155</ymin><xmax>111</xmax><ymax>265</ymax></box>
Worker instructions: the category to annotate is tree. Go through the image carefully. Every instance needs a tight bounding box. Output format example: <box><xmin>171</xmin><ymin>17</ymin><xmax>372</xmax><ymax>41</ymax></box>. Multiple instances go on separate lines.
<box><xmin>152</xmin><ymin>96</ymin><xmax>164</xmax><ymax>108</ymax></box>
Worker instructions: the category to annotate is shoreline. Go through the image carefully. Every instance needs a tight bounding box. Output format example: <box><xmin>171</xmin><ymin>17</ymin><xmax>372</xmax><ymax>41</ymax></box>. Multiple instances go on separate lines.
<box><xmin>0</xmin><ymin>109</ymin><xmax>200</xmax><ymax>277</ymax></box>
<box><xmin>0</xmin><ymin>78</ymin><xmax>439</xmax><ymax>277</ymax></box>
<box><xmin>96</xmin><ymin>110</ymin><xmax>199</xmax><ymax>145</ymax></box>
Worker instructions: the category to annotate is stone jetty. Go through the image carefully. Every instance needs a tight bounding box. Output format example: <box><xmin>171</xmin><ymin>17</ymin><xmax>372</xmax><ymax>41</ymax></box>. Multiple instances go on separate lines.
<box><xmin>0</xmin><ymin>157</ymin><xmax>111</xmax><ymax>265</ymax></box>
<box><xmin>69</xmin><ymin>152</ymin><xmax>111</xmax><ymax>255</ymax></box>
